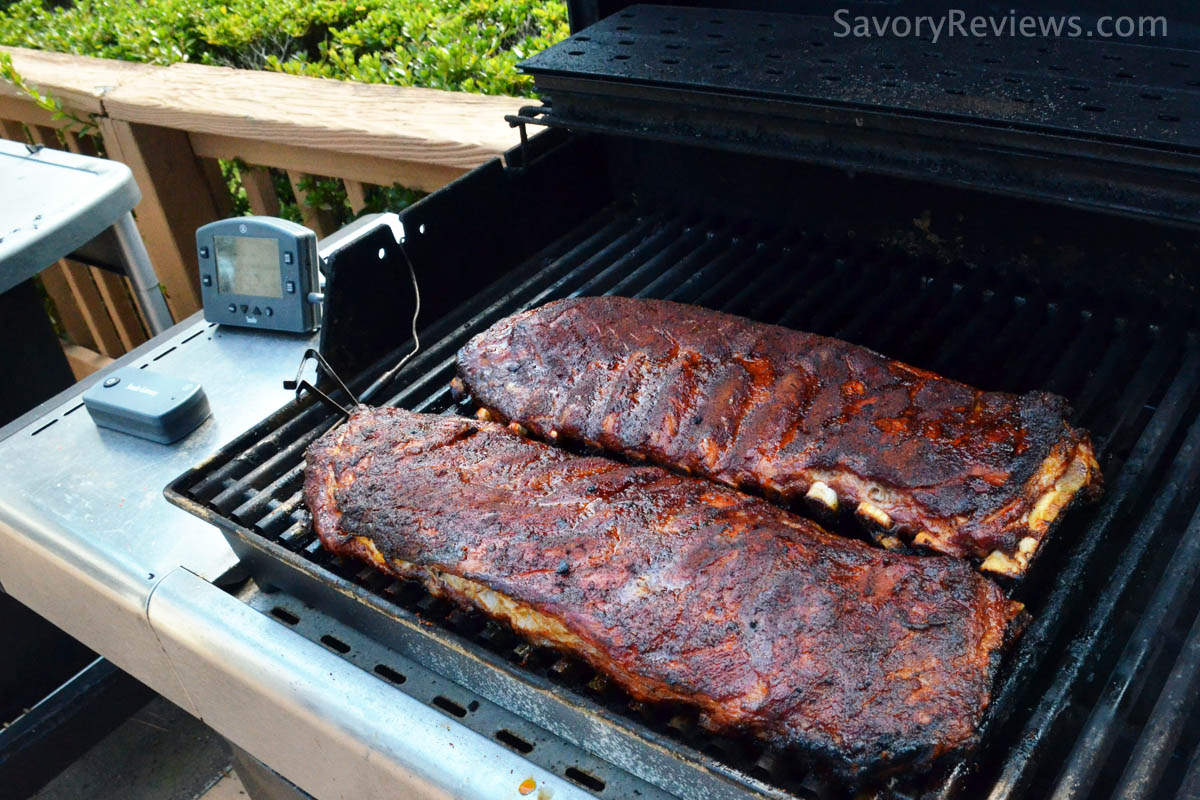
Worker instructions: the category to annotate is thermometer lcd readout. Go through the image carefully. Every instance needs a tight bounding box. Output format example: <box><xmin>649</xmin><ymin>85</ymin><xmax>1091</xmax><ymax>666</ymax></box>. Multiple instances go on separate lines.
<box><xmin>196</xmin><ymin>216</ymin><xmax>320</xmax><ymax>332</ymax></box>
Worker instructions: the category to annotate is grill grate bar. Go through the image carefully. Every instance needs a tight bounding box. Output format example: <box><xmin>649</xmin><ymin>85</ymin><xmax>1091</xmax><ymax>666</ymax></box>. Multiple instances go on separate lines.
<box><xmin>1039</xmin><ymin>309</ymin><xmax>1100</xmax><ymax>398</ymax></box>
<box><xmin>565</xmin><ymin>218</ymin><xmax>694</xmax><ymax>298</ymax></box>
<box><xmin>1112</xmin><ymin>587</ymin><xmax>1200</xmax><ymax>799</ymax></box>
<box><xmin>1049</xmin><ymin>450</ymin><xmax>1200</xmax><ymax>798</ymax></box>
<box><xmin>589</xmin><ymin>220</ymin><xmax>712</xmax><ymax>298</ymax></box>
<box><xmin>856</xmin><ymin>272</ymin><xmax>953</xmax><ymax>358</ymax></box>
<box><xmin>891</xmin><ymin>271</ymin><xmax>995</xmax><ymax>367</ymax></box>
<box><xmin>659</xmin><ymin>231</ymin><xmax>789</xmax><ymax>307</ymax></box>
<box><xmin>710</xmin><ymin>242</ymin><xmax>821</xmax><ymax>320</ymax></box>
<box><xmin>986</xmin><ymin>345</ymin><xmax>1200</xmax><ymax>800</ymax></box>
<box><xmin>1011</xmin><ymin>303</ymin><xmax>1086</xmax><ymax>393</ymax></box>
<box><xmin>708</xmin><ymin>245</ymin><xmax>807</xmax><ymax>315</ymax></box>
<box><xmin>633</xmin><ymin>230</ymin><xmax>743</xmax><ymax>301</ymax></box>
<box><xmin>1173</xmin><ymin>733</ymin><xmax>1200</xmax><ymax>800</ymax></box>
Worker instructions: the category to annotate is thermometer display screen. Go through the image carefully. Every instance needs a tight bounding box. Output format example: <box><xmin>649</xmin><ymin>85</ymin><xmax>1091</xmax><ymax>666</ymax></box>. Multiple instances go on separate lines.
<box><xmin>215</xmin><ymin>235</ymin><xmax>282</xmax><ymax>297</ymax></box>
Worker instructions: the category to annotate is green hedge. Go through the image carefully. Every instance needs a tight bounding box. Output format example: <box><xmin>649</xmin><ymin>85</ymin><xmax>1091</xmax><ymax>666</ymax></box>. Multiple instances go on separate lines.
<box><xmin>0</xmin><ymin>0</ymin><xmax>569</xmax><ymax>96</ymax></box>
<box><xmin>1</xmin><ymin>1</ymin><xmax>568</xmax><ymax>224</ymax></box>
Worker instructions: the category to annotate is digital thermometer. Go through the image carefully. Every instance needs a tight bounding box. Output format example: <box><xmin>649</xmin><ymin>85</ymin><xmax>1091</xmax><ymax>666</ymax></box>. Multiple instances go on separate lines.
<box><xmin>196</xmin><ymin>216</ymin><xmax>320</xmax><ymax>332</ymax></box>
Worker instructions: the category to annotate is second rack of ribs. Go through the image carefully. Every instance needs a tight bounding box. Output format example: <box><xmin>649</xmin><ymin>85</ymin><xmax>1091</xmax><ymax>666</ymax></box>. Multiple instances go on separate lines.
<box><xmin>456</xmin><ymin>297</ymin><xmax>1103</xmax><ymax>577</ymax></box>
<box><xmin>306</xmin><ymin>407</ymin><xmax>1024</xmax><ymax>778</ymax></box>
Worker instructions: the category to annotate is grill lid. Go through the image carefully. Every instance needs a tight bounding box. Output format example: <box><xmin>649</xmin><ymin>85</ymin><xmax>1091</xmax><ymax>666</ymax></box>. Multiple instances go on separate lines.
<box><xmin>516</xmin><ymin>4</ymin><xmax>1200</xmax><ymax>226</ymax></box>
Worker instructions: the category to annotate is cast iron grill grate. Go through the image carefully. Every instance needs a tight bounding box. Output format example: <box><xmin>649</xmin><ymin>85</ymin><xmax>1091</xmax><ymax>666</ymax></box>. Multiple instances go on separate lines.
<box><xmin>168</xmin><ymin>199</ymin><xmax>1200</xmax><ymax>799</ymax></box>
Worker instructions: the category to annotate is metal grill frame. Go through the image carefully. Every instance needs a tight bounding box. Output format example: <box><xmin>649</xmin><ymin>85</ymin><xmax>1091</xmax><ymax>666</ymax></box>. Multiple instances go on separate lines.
<box><xmin>166</xmin><ymin>131</ymin><xmax>1200</xmax><ymax>800</ymax></box>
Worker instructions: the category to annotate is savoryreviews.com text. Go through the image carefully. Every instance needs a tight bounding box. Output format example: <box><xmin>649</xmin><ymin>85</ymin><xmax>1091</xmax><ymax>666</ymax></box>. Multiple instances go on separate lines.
<box><xmin>833</xmin><ymin>10</ymin><xmax>1167</xmax><ymax>43</ymax></box>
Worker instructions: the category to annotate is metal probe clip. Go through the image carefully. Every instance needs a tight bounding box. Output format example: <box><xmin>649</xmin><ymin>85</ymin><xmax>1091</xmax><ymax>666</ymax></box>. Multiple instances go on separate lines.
<box><xmin>282</xmin><ymin>212</ymin><xmax>422</xmax><ymax>416</ymax></box>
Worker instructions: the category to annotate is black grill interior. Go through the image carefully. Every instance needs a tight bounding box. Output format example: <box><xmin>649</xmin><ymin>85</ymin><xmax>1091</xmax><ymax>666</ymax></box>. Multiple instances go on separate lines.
<box><xmin>168</xmin><ymin>144</ymin><xmax>1200</xmax><ymax>798</ymax></box>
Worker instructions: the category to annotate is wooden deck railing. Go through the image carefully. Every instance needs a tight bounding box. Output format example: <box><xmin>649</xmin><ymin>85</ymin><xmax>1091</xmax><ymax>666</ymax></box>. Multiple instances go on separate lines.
<box><xmin>0</xmin><ymin>46</ymin><xmax>524</xmax><ymax>377</ymax></box>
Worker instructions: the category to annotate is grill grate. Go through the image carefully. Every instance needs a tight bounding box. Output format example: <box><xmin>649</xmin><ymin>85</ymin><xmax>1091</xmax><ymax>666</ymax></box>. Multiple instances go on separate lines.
<box><xmin>168</xmin><ymin>199</ymin><xmax>1200</xmax><ymax>799</ymax></box>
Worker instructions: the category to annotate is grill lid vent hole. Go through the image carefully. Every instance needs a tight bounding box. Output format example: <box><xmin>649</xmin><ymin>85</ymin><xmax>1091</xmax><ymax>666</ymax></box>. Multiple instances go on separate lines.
<box><xmin>496</xmin><ymin>729</ymin><xmax>534</xmax><ymax>754</ymax></box>
<box><xmin>374</xmin><ymin>664</ymin><xmax>406</xmax><ymax>684</ymax></box>
<box><xmin>320</xmin><ymin>634</ymin><xmax>350</xmax><ymax>653</ymax></box>
<box><xmin>270</xmin><ymin>607</ymin><xmax>299</xmax><ymax>625</ymax></box>
<box><xmin>565</xmin><ymin>768</ymin><xmax>605</xmax><ymax>792</ymax></box>
<box><xmin>433</xmin><ymin>695</ymin><xmax>468</xmax><ymax>717</ymax></box>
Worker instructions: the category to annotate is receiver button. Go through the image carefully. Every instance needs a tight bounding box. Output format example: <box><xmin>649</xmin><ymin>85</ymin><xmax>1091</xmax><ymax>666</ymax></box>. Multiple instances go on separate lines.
<box><xmin>227</xmin><ymin>303</ymin><xmax>237</xmax><ymax>313</ymax></box>
<box><xmin>285</xmin><ymin>281</ymin><xmax>296</xmax><ymax>294</ymax></box>
<box><xmin>264</xmin><ymin>307</ymin><xmax>274</xmax><ymax>317</ymax></box>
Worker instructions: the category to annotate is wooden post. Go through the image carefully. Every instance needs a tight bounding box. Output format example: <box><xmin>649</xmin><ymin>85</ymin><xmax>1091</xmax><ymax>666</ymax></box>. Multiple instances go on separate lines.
<box><xmin>30</xmin><ymin>124</ymin><xmax>62</xmax><ymax>149</ymax></box>
<box><xmin>1</xmin><ymin>119</ymin><xmax>26</xmax><ymax>141</ymax></box>
<box><xmin>242</xmin><ymin>166</ymin><xmax>281</xmax><ymax>217</ymax></box>
<box><xmin>199</xmin><ymin>157</ymin><xmax>234</xmax><ymax>219</ymax></box>
<box><xmin>287</xmin><ymin>170</ymin><xmax>339</xmax><ymax>237</ymax></box>
<box><xmin>59</xmin><ymin>260</ymin><xmax>124</xmax><ymax>357</ymax></box>
<box><xmin>39</xmin><ymin>265</ymin><xmax>96</xmax><ymax>350</ymax></box>
<box><xmin>91</xmin><ymin>269</ymin><xmax>148</xmax><ymax>350</ymax></box>
<box><xmin>98</xmin><ymin>118</ymin><xmax>220</xmax><ymax>320</ymax></box>
<box><xmin>343</xmin><ymin>179</ymin><xmax>370</xmax><ymax>214</ymax></box>
<box><xmin>61</xmin><ymin>129</ymin><xmax>102</xmax><ymax>158</ymax></box>
<box><xmin>62</xmin><ymin>343</ymin><xmax>115</xmax><ymax>380</ymax></box>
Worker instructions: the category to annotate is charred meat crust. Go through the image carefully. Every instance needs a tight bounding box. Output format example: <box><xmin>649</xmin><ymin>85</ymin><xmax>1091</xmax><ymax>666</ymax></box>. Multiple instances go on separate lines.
<box><xmin>455</xmin><ymin>297</ymin><xmax>1103</xmax><ymax>576</ymax></box>
<box><xmin>305</xmin><ymin>406</ymin><xmax>1024</xmax><ymax>778</ymax></box>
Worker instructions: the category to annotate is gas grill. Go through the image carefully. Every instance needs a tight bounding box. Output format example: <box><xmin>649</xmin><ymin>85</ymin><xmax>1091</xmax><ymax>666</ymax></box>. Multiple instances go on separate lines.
<box><xmin>163</xmin><ymin>0</ymin><xmax>1200</xmax><ymax>788</ymax></box>
<box><xmin>5</xmin><ymin>2</ymin><xmax>1200</xmax><ymax>799</ymax></box>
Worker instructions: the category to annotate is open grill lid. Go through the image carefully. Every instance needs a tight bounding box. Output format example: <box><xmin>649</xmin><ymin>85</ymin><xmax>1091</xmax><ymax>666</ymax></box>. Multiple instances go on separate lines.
<box><xmin>515</xmin><ymin>2</ymin><xmax>1200</xmax><ymax>226</ymax></box>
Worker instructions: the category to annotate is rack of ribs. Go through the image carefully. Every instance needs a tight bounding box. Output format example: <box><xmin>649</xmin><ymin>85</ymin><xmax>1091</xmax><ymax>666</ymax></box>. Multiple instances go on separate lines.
<box><xmin>305</xmin><ymin>406</ymin><xmax>1025</xmax><ymax>777</ymax></box>
<box><xmin>456</xmin><ymin>297</ymin><xmax>1103</xmax><ymax>577</ymax></box>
